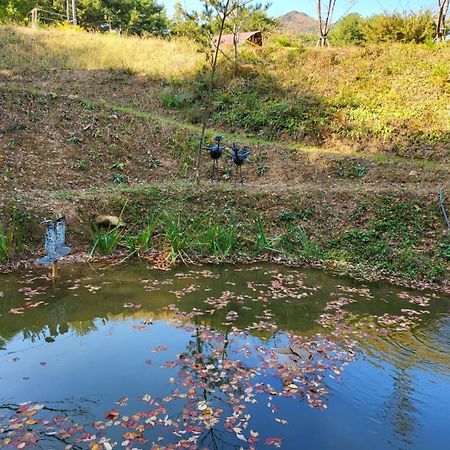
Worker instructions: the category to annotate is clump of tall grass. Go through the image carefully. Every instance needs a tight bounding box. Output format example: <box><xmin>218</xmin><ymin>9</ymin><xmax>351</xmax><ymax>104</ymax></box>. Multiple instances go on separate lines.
<box><xmin>253</xmin><ymin>215</ymin><xmax>280</xmax><ymax>255</ymax></box>
<box><xmin>279</xmin><ymin>223</ymin><xmax>324</xmax><ymax>260</ymax></box>
<box><xmin>161</xmin><ymin>212</ymin><xmax>192</xmax><ymax>263</ymax></box>
<box><xmin>89</xmin><ymin>225</ymin><xmax>123</xmax><ymax>257</ymax></box>
<box><xmin>123</xmin><ymin>213</ymin><xmax>160</xmax><ymax>257</ymax></box>
<box><xmin>0</xmin><ymin>210</ymin><xmax>26</xmax><ymax>262</ymax></box>
<box><xmin>0</xmin><ymin>26</ymin><xmax>200</xmax><ymax>78</ymax></box>
<box><xmin>198</xmin><ymin>221</ymin><xmax>237</xmax><ymax>258</ymax></box>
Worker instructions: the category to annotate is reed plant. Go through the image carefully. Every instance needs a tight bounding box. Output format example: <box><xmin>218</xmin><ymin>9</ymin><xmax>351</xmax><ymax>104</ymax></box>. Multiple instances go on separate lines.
<box><xmin>0</xmin><ymin>210</ymin><xmax>26</xmax><ymax>262</ymax></box>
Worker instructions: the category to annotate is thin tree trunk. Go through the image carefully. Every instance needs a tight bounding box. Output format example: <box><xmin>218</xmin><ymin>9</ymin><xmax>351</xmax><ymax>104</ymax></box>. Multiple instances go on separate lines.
<box><xmin>195</xmin><ymin>1</ymin><xmax>231</xmax><ymax>186</ymax></box>
<box><xmin>316</xmin><ymin>0</ymin><xmax>337</xmax><ymax>47</ymax></box>
<box><xmin>71</xmin><ymin>0</ymin><xmax>77</xmax><ymax>25</ymax></box>
<box><xmin>435</xmin><ymin>0</ymin><xmax>449</xmax><ymax>42</ymax></box>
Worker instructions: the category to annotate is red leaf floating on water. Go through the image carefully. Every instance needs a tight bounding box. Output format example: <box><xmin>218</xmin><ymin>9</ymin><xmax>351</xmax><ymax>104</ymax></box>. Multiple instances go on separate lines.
<box><xmin>153</xmin><ymin>345</ymin><xmax>168</xmax><ymax>352</ymax></box>
<box><xmin>265</xmin><ymin>437</ymin><xmax>282</xmax><ymax>447</ymax></box>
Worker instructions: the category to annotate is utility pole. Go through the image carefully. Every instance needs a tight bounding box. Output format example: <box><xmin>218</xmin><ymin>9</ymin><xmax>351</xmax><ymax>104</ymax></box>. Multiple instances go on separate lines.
<box><xmin>71</xmin><ymin>0</ymin><xmax>77</xmax><ymax>25</ymax></box>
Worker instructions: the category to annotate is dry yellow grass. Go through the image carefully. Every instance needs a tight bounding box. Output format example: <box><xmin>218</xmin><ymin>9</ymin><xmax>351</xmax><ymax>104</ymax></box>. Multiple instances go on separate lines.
<box><xmin>0</xmin><ymin>25</ymin><xmax>200</xmax><ymax>78</ymax></box>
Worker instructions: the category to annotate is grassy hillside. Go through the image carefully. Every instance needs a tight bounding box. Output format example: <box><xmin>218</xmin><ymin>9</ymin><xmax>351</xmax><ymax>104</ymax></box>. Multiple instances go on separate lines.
<box><xmin>1</xmin><ymin>26</ymin><xmax>449</xmax><ymax>160</ymax></box>
<box><xmin>169</xmin><ymin>42</ymin><xmax>450</xmax><ymax>160</ymax></box>
<box><xmin>0</xmin><ymin>26</ymin><xmax>449</xmax><ymax>284</ymax></box>
<box><xmin>0</xmin><ymin>26</ymin><xmax>199</xmax><ymax>77</ymax></box>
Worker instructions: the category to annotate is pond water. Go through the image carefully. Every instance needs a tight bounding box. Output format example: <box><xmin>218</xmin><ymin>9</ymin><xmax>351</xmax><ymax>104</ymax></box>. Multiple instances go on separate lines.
<box><xmin>0</xmin><ymin>262</ymin><xmax>449</xmax><ymax>450</ymax></box>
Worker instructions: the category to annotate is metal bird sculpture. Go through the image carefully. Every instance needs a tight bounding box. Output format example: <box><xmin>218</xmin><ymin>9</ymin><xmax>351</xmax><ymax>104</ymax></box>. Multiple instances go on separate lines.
<box><xmin>37</xmin><ymin>216</ymin><xmax>71</xmax><ymax>273</ymax></box>
<box><xmin>229</xmin><ymin>143</ymin><xmax>251</xmax><ymax>184</ymax></box>
<box><xmin>205</xmin><ymin>135</ymin><xmax>226</xmax><ymax>180</ymax></box>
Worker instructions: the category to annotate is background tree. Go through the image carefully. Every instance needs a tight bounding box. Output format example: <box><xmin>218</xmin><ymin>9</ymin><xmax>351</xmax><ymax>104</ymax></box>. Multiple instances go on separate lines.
<box><xmin>0</xmin><ymin>0</ymin><xmax>168</xmax><ymax>35</ymax></box>
<box><xmin>0</xmin><ymin>0</ymin><xmax>59</xmax><ymax>23</ymax></box>
<box><xmin>316</xmin><ymin>0</ymin><xmax>338</xmax><ymax>46</ymax></box>
<box><xmin>435</xmin><ymin>0</ymin><xmax>449</xmax><ymax>42</ymax></box>
<box><xmin>330</xmin><ymin>12</ymin><xmax>365</xmax><ymax>44</ymax></box>
<box><xmin>363</xmin><ymin>10</ymin><xmax>435</xmax><ymax>44</ymax></box>
<box><xmin>189</xmin><ymin>1</ymin><xmax>258</xmax><ymax>185</ymax></box>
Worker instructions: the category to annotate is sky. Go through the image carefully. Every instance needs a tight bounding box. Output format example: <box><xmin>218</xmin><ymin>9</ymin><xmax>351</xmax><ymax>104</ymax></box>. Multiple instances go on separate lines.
<box><xmin>162</xmin><ymin>0</ymin><xmax>438</xmax><ymax>18</ymax></box>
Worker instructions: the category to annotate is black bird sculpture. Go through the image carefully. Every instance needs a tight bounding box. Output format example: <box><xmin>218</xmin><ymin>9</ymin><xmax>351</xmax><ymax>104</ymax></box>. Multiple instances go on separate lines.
<box><xmin>229</xmin><ymin>143</ymin><xmax>251</xmax><ymax>183</ymax></box>
<box><xmin>206</xmin><ymin>135</ymin><xmax>226</xmax><ymax>180</ymax></box>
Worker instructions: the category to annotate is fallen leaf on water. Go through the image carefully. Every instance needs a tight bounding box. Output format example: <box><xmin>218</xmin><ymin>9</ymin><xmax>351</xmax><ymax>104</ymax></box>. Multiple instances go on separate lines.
<box><xmin>105</xmin><ymin>409</ymin><xmax>119</xmax><ymax>420</ymax></box>
<box><xmin>152</xmin><ymin>345</ymin><xmax>168</xmax><ymax>352</ymax></box>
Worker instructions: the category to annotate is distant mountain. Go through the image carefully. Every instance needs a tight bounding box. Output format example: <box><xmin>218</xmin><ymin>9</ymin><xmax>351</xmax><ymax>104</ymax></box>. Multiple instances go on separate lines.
<box><xmin>278</xmin><ymin>11</ymin><xmax>318</xmax><ymax>35</ymax></box>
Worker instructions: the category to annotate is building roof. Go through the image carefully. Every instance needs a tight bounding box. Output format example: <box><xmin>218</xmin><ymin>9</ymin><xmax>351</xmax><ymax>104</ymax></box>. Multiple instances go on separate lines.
<box><xmin>215</xmin><ymin>31</ymin><xmax>262</xmax><ymax>46</ymax></box>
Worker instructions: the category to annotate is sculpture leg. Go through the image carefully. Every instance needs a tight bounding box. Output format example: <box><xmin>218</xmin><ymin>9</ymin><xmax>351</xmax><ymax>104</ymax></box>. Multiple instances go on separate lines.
<box><xmin>51</xmin><ymin>261</ymin><xmax>58</xmax><ymax>279</ymax></box>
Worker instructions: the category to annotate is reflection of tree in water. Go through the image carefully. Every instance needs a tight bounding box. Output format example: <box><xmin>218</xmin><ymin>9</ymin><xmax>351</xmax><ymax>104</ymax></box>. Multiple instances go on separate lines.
<box><xmin>0</xmin><ymin>398</ymin><xmax>97</xmax><ymax>449</ymax></box>
<box><xmin>175</xmin><ymin>324</ymin><xmax>250</xmax><ymax>449</ymax></box>
<box><xmin>383</xmin><ymin>369</ymin><xmax>417</xmax><ymax>446</ymax></box>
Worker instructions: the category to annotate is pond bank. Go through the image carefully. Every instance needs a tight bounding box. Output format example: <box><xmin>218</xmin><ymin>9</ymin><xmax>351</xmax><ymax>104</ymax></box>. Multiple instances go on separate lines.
<box><xmin>1</xmin><ymin>183</ymin><xmax>449</xmax><ymax>289</ymax></box>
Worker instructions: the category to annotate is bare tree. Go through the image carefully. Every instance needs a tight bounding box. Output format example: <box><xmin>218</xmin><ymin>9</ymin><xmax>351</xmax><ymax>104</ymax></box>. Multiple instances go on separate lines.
<box><xmin>436</xmin><ymin>0</ymin><xmax>449</xmax><ymax>42</ymax></box>
<box><xmin>316</xmin><ymin>0</ymin><xmax>338</xmax><ymax>47</ymax></box>
<box><xmin>316</xmin><ymin>1</ymin><xmax>360</xmax><ymax>47</ymax></box>
<box><xmin>194</xmin><ymin>0</ymin><xmax>253</xmax><ymax>186</ymax></box>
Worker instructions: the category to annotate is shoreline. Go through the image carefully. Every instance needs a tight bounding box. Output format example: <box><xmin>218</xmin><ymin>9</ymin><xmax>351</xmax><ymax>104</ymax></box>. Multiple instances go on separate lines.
<box><xmin>2</xmin><ymin>250</ymin><xmax>449</xmax><ymax>295</ymax></box>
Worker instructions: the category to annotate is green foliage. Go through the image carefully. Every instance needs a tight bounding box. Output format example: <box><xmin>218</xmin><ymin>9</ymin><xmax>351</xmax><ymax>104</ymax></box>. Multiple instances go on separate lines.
<box><xmin>254</xmin><ymin>215</ymin><xmax>279</xmax><ymax>254</ymax></box>
<box><xmin>329</xmin><ymin>198</ymin><xmax>445</xmax><ymax>280</ymax></box>
<box><xmin>198</xmin><ymin>221</ymin><xmax>237</xmax><ymax>258</ymax></box>
<box><xmin>362</xmin><ymin>10</ymin><xmax>436</xmax><ymax>44</ymax></box>
<box><xmin>439</xmin><ymin>236</ymin><xmax>450</xmax><ymax>262</ymax></box>
<box><xmin>211</xmin><ymin>78</ymin><xmax>329</xmax><ymax>140</ymax></box>
<box><xmin>278</xmin><ymin>223</ymin><xmax>323</xmax><ymax>260</ymax></box>
<box><xmin>330</xmin><ymin>10</ymin><xmax>436</xmax><ymax>45</ymax></box>
<box><xmin>171</xmin><ymin>0</ymin><xmax>275</xmax><ymax>39</ymax></box>
<box><xmin>0</xmin><ymin>210</ymin><xmax>26</xmax><ymax>262</ymax></box>
<box><xmin>136</xmin><ymin>214</ymin><xmax>160</xmax><ymax>254</ymax></box>
<box><xmin>330</xmin><ymin>13</ymin><xmax>365</xmax><ymax>45</ymax></box>
<box><xmin>161</xmin><ymin>212</ymin><xmax>191</xmax><ymax>263</ymax></box>
<box><xmin>0</xmin><ymin>0</ymin><xmax>169</xmax><ymax>36</ymax></box>
<box><xmin>89</xmin><ymin>225</ymin><xmax>123</xmax><ymax>256</ymax></box>
<box><xmin>162</xmin><ymin>89</ymin><xmax>186</xmax><ymax>108</ymax></box>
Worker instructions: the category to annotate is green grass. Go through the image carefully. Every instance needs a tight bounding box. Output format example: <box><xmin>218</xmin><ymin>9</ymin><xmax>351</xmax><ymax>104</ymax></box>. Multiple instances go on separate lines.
<box><xmin>161</xmin><ymin>212</ymin><xmax>192</xmax><ymax>263</ymax></box>
<box><xmin>197</xmin><ymin>221</ymin><xmax>237</xmax><ymax>258</ymax></box>
<box><xmin>89</xmin><ymin>225</ymin><xmax>123</xmax><ymax>257</ymax></box>
<box><xmin>0</xmin><ymin>210</ymin><xmax>26</xmax><ymax>262</ymax></box>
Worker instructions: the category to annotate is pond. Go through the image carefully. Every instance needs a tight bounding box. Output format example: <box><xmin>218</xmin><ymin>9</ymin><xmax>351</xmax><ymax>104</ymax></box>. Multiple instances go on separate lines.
<box><xmin>0</xmin><ymin>263</ymin><xmax>449</xmax><ymax>449</ymax></box>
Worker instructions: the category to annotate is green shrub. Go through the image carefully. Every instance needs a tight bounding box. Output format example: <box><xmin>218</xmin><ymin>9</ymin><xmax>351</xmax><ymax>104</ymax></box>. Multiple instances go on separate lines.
<box><xmin>162</xmin><ymin>89</ymin><xmax>186</xmax><ymax>108</ymax></box>
<box><xmin>331</xmin><ymin>13</ymin><xmax>365</xmax><ymax>45</ymax></box>
<box><xmin>363</xmin><ymin>10</ymin><xmax>435</xmax><ymax>44</ymax></box>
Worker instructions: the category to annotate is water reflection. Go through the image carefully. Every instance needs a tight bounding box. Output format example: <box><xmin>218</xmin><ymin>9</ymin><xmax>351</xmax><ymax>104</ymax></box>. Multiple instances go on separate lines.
<box><xmin>0</xmin><ymin>262</ymin><xmax>449</xmax><ymax>449</ymax></box>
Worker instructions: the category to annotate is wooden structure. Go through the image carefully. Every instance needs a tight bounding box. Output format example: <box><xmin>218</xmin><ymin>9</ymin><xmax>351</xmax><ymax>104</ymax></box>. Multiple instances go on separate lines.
<box><xmin>214</xmin><ymin>31</ymin><xmax>263</xmax><ymax>48</ymax></box>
